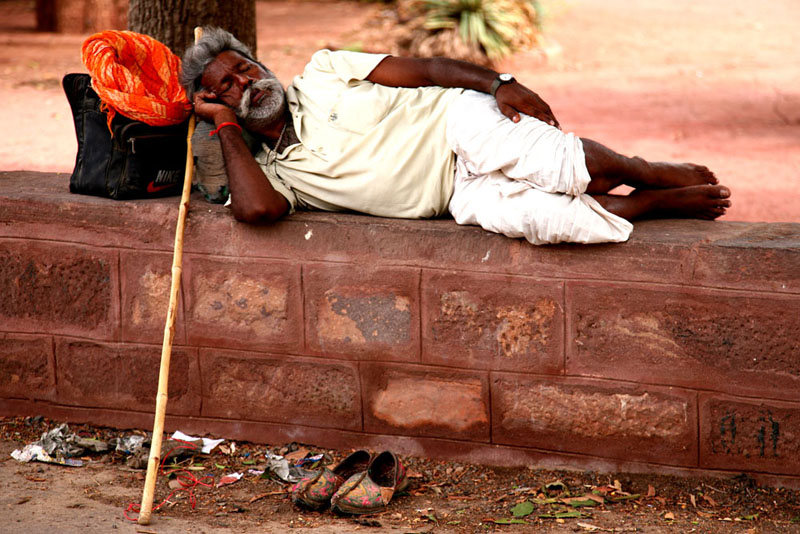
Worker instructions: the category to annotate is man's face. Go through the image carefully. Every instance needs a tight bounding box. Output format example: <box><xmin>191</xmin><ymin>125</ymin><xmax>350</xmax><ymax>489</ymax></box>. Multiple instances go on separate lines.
<box><xmin>200</xmin><ymin>50</ymin><xmax>285</xmax><ymax>131</ymax></box>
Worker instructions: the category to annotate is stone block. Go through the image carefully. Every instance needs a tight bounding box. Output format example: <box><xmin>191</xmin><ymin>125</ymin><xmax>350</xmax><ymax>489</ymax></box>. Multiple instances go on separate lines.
<box><xmin>0</xmin><ymin>334</ymin><xmax>54</xmax><ymax>400</ymax></box>
<box><xmin>422</xmin><ymin>271</ymin><xmax>563</xmax><ymax>372</ymax></box>
<box><xmin>507</xmin><ymin>219</ymin><xmax>723</xmax><ymax>283</ymax></box>
<box><xmin>492</xmin><ymin>375</ymin><xmax>697</xmax><ymax>465</ymax></box>
<box><xmin>567</xmin><ymin>283</ymin><xmax>800</xmax><ymax>401</ymax></box>
<box><xmin>0</xmin><ymin>172</ymin><xmax>177</xmax><ymax>250</ymax></box>
<box><xmin>700</xmin><ymin>395</ymin><xmax>800</xmax><ymax>475</ymax></box>
<box><xmin>183</xmin><ymin>209</ymin><xmax>518</xmax><ymax>274</ymax></box>
<box><xmin>361</xmin><ymin>363</ymin><xmax>490</xmax><ymax>441</ymax></box>
<box><xmin>0</xmin><ymin>240</ymin><xmax>118</xmax><ymax>340</ymax></box>
<box><xmin>692</xmin><ymin>223</ymin><xmax>800</xmax><ymax>293</ymax></box>
<box><xmin>183</xmin><ymin>256</ymin><xmax>302</xmax><ymax>352</ymax></box>
<box><xmin>120</xmin><ymin>251</ymin><xmax>185</xmax><ymax>345</ymax></box>
<box><xmin>200</xmin><ymin>349</ymin><xmax>361</xmax><ymax>430</ymax></box>
<box><xmin>55</xmin><ymin>338</ymin><xmax>200</xmax><ymax>415</ymax></box>
<box><xmin>305</xmin><ymin>264</ymin><xmax>419</xmax><ymax>361</ymax></box>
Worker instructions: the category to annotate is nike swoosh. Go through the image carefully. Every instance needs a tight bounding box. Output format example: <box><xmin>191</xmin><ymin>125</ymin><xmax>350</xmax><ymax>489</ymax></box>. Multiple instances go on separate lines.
<box><xmin>147</xmin><ymin>181</ymin><xmax>177</xmax><ymax>194</ymax></box>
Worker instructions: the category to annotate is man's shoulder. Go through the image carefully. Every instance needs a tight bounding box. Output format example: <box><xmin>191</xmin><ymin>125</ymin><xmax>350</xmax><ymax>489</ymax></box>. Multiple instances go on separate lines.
<box><xmin>295</xmin><ymin>49</ymin><xmax>389</xmax><ymax>87</ymax></box>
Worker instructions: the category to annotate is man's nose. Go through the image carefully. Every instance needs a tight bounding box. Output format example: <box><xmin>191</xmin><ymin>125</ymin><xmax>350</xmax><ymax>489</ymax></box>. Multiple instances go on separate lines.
<box><xmin>232</xmin><ymin>72</ymin><xmax>253</xmax><ymax>89</ymax></box>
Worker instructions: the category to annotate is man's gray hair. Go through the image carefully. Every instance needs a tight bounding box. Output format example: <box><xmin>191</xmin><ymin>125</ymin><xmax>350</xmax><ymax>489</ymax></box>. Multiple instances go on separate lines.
<box><xmin>181</xmin><ymin>27</ymin><xmax>265</xmax><ymax>100</ymax></box>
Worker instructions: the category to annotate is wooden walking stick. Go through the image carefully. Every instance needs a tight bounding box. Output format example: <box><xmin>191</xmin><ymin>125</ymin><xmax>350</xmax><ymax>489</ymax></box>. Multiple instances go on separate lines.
<box><xmin>137</xmin><ymin>26</ymin><xmax>202</xmax><ymax>526</ymax></box>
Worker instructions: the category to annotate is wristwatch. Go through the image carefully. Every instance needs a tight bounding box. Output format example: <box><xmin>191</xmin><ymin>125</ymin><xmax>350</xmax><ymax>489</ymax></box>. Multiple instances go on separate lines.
<box><xmin>490</xmin><ymin>73</ymin><xmax>515</xmax><ymax>97</ymax></box>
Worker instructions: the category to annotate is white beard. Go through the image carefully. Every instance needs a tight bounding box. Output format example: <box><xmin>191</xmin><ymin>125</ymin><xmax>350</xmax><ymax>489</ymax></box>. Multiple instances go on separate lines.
<box><xmin>236</xmin><ymin>76</ymin><xmax>285</xmax><ymax>131</ymax></box>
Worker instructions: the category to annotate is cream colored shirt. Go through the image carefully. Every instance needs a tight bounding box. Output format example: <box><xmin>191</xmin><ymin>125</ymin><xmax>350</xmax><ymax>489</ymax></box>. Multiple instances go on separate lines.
<box><xmin>255</xmin><ymin>50</ymin><xmax>463</xmax><ymax>218</ymax></box>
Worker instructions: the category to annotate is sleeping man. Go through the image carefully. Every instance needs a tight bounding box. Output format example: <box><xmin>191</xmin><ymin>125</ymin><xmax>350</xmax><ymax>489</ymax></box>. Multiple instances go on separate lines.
<box><xmin>181</xmin><ymin>27</ymin><xmax>731</xmax><ymax>245</ymax></box>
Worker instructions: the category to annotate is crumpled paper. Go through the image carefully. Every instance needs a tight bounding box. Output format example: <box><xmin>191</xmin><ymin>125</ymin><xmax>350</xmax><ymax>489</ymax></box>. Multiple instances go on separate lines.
<box><xmin>171</xmin><ymin>430</ymin><xmax>224</xmax><ymax>454</ymax></box>
<box><xmin>264</xmin><ymin>451</ymin><xmax>314</xmax><ymax>483</ymax></box>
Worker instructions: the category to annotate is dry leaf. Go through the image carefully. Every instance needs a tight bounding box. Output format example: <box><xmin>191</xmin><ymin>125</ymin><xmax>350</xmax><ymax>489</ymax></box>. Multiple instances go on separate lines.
<box><xmin>690</xmin><ymin>494</ymin><xmax>697</xmax><ymax>508</ymax></box>
<box><xmin>703</xmin><ymin>494</ymin><xmax>718</xmax><ymax>506</ymax></box>
<box><xmin>284</xmin><ymin>448</ymin><xmax>309</xmax><ymax>462</ymax></box>
<box><xmin>585</xmin><ymin>494</ymin><xmax>606</xmax><ymax>504</ymax></box>
<box><xmin>647</xmin><ymin>485</ymin><xmax>656</xmax><ymax>497</ymax></box>
<box><xmin>664</xmin><ymin>512</ymin><xmax>675</xmax><ymax>520</ymax></box>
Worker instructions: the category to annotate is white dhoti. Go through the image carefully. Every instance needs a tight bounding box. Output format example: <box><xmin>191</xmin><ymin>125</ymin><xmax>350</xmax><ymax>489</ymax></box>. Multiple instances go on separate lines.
<box><xmin>446</xmin><ymin>91</ymin><xmax>633</xmax><ymax>245</ymax></box>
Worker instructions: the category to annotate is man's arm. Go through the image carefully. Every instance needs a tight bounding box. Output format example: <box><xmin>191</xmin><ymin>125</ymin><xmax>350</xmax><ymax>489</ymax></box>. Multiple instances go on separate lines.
<box><xmin>366</xmin><ymin>56</ymin><xmax>559</xmax><ymax>128</ymax></box>
<box><xmin>193</xmin><ymin>92</ymin><xmax>290</xmax><ymax>223</ymax></box>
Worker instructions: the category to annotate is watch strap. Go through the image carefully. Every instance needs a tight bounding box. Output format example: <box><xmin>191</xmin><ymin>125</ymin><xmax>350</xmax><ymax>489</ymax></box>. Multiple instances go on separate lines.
<box><xmin>490</xmin><ymin>74</ymin><xmax>515</xmax><ymax>97</ymax></box>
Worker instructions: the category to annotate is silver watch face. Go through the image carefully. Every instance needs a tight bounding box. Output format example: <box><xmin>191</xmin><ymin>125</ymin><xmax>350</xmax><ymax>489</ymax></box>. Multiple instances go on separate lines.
<box><xmin>499</xmin><ymin>73</ymin><xmax>514</xmax><ymax>82</ymax></box>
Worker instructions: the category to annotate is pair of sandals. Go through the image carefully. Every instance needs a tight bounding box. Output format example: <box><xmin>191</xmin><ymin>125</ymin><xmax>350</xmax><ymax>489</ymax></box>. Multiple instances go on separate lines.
<box><xmin>290</xmin><ymin>450</ymin><xmax>409</xmax><ymax>514</ymax></box>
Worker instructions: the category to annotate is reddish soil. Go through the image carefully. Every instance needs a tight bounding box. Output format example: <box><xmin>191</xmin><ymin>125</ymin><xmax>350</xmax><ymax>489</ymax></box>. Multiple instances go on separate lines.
<box><xmin>3</xmin><ymin>417</ymin><xmax>800</xmax><ymax>534</ymax></box>
<box><xmin>1</xmin><ymin>0</ymin><xmax>799</xmax><ymax>222</ymax></box>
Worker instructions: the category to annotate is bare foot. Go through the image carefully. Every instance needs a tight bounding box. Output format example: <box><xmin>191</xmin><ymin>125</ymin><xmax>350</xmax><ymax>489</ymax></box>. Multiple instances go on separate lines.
<box><xmin>592</xmin><ymin>184</ymin><xmax>731</xmax><ymax>221</ymax></box>
<box><xmin>638</xmin><ymin>160</ymin><xmax>718</xmax><ymax>189</ymax></box>
<box><xmin>633</xmin><ymin>184</ymin><xmax>731</xmax><ymax>219</ymax></box>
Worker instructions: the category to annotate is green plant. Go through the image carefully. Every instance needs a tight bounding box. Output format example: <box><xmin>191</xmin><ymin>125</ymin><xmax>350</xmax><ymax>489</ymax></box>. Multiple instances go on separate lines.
<box><xmin>421</xmin><ymin>0</ymin><xmax>539</xmax><ymax>60</ymax></box>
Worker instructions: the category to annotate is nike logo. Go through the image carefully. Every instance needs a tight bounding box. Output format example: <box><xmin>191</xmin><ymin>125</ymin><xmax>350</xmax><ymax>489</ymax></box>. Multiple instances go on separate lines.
<box><xmin>147</xmin><ymin>181</ymin><xmax>177</xmax><ymax>193</ymax></box>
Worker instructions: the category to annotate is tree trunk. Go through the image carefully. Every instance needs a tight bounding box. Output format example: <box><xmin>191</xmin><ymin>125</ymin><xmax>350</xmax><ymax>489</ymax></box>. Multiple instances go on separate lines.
<box><xmin>36</xmin><ymin>0</ymin><xmax>126</xmax><ymax>32</ymax></box>
<box><xmin>128</xmin><ymin>0</ymin><xmax>256</xmax><ymax>57</ymax></box>
<box><xmin>35</xmin><ymin>0</ymin><xmax>57</xmax><ymax>31</ymax></box>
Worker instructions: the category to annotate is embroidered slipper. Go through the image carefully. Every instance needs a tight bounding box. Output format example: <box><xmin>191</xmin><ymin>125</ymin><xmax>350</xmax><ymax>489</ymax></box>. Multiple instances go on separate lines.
<box><xmin>330</xmin><ymin>450</ymin><xmax>409</xmax><ymax>515</ymax></box>
<box><xmin>290</xmin><ymin>449</ymin><xmax>372</xmax><ymax>510</ymax></box>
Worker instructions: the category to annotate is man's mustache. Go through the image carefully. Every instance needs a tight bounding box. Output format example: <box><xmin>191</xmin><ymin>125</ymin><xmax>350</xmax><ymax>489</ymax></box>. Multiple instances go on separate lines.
<box><xmin>237</xmin><ymin>78</ymin><xmax>281</xmax><ymax>117</ymax></box>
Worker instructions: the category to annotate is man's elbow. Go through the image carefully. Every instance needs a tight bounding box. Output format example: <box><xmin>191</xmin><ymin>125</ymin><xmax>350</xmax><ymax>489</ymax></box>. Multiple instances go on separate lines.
<box><xmin>232</xmin><ymin>201</ymin><xmax>288</xmax><ymax>224</ymax></box>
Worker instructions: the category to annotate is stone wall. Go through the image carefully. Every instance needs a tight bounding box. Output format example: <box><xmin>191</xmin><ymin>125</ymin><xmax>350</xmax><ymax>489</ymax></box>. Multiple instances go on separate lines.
<box><xmin>2</xmin><ymin>171</ymin><xmax>799</xmax><ymax>485</ymax></box>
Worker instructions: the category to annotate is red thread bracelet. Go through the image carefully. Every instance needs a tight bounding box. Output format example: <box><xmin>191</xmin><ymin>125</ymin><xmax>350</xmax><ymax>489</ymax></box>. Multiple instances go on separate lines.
<box><xmin>209</xmin><ymin>122</ymin><xmax>242</xmax><ymax>136</ymax></box>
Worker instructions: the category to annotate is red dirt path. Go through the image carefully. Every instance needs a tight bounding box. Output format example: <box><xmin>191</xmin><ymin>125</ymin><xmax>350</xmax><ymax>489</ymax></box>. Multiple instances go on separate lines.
<box><xmin>1</xmin><ymin>0</ymin><xmax>798</xmax><ymax>222</ymax></box>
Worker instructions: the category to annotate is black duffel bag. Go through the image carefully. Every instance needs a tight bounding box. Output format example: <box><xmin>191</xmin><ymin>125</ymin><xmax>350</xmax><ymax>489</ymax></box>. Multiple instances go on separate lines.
<box><xmin>62</xmin><ymin>73</ymin><xmax>189</xmax><ymax>200</ymax></box>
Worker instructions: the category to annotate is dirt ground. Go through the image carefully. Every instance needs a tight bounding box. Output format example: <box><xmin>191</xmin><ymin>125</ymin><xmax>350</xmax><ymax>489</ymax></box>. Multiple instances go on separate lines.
<box><xmin>2</xmin><ymin>417</ymin><xmax>800</xmax><ymax>534</ymax></box>
<box><xmin>1</xmin><ymin>0</ymin><xmax>799</xmax><ymax>221</ymax></box>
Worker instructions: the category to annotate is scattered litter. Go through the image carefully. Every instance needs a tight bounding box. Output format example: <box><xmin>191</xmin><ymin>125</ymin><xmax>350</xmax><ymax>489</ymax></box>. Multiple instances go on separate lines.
<box><xmin>171</xmin><ymin>430</ymin><xmax>224</xmax><ymax>454</ymax></box>
<box><xmin>9</xmin><ymin>424</ymin><xmax>105</xmax><ymax>466</ymax></box>
<box><xmin>219</xmin><ymin>442</ymin><xmax>237</xmax><ymax>455</ymax></box>
<box><xmin>11</xmin><ymin>444</ymin><xmax>83</xmax><ymax>467</ymax></box>
<box><xmin>248</xmin><ymin>469</ymin><xmax>265</xmax><ymax>476</ymax></box>
<box><xmin>216</xmin><ymin>472</ymin><xmax>244</xmax><ymax>488</ymax></box>
<box><xmin>264</xmin><ymin>451</ymin><xmax>314</xmax><ymax>483</ymax></box>
<box><xmin>294</xmin><ymin>453</ymin><xmax>324</xmax><ymax>467</ymax></box>
<box><xmin>110</xmin><ymin>434</ymin><xmax>146</xmax><ymax>454</ymax></box>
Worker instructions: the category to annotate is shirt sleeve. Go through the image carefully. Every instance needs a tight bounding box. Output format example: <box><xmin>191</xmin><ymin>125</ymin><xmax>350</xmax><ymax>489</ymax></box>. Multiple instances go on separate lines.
<box><xmin>306</xmin><ymin>49</ymin><xmax>389</xmax><ymax>85</ymax></box>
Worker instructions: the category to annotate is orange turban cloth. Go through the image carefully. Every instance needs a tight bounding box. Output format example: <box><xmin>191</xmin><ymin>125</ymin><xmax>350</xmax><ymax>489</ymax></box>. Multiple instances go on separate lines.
<box><xmin>82</xmin><ymin>30</ymin><xmax>192</xmax><ymax>130</ymax></box>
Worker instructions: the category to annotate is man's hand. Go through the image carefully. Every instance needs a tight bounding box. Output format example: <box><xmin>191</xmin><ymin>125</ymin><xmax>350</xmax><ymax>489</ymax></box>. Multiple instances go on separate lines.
<box><xmin>495</xmin><ymin>82</ymin><xmax>559</xmax><ymax>128</ymax></box>
<box><xmin>193</xmin><ymin>90</ymin><xmax>238</xmax><ymax>125</ymax></box>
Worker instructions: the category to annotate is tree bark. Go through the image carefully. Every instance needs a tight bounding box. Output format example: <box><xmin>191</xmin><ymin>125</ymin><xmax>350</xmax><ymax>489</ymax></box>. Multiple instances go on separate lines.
<box><xmin>35</xmin><ymin>0</ymin><xmax>56</xmax><ymax>31</ymax></box>
<box><xmin>36</xmin><ymin>0</ymin><xmax>126</xmax><ymax>32</ymax></box>
<box><xmin>128</xmin><ymin>0</ymin><xmax>256</xmax><ymax>56</ymax></box>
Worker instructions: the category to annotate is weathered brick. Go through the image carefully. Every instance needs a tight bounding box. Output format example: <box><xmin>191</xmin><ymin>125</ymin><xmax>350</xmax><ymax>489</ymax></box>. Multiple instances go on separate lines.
<box><xmin>55</xmin><ymin>338</ymin><xmax>200</xmax><ymax>415</ymax></box>
<box><xmin>422</xmin><ymin>271</ymin><xmax>563</xmax><ymax>372</ymax></box>
<box><xmin>0</xmin><ymin>334</ymin><xmax>54</xmax><ymax>400</ymax></box>
<box><xmin>120</xmin><ymin>251</ymin><xmax>185</xmax><ymax>345</ymax></box>
<box><xmin>567</xmin><ymin>283</ymin><xmax>800</xmax><ymax>401</ymax></box>
<box><xmin>692</xmin><ymin>223</ymin><xmax>800</xmax><ymax>293</ymax></box>
<box><xmin>182</xmin><ymin>208</ymin><xmax>519</xmax><ymax>274</ymax></box>
<box><xmin>700</xmin><ymin>395</ymin><xmax>800</xmax><ymax>475</ymax></box>
<box><xmin>200</xmin><ymin>349</ymin><xmax>361</xmax><ymax>430</ymax></box>
<box><xmin>492</xmin><ymin>375</ymin><xmax>697</xmax><ymax>465</ymax></box>
<box><xmin>183</xmin><ymin>256</ymin><xmax>302</xmax><ymax>352</ymax></box>
<box><xmin>361</xmin><ymin>363</ymin><xmax>490</xmax><ymax>441</ymax></box>
<box><xmin>507</xmin><ymin>219</ymin><xmax>725</xmax><ymax>283</ymax></box>
<box><xmin>0</xmin><ymin>240</ymin><xmax>118</xmax><ymax>340</ymax></box>
<box><xmin>0</xmin><ymin>172</ymin><xmax>177</xmax><ymax>250</ymax></box>
<box><xmin>305</xmin><ymin>264</ymin><xmax>419</xmax><ymax>361</ymax></box>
